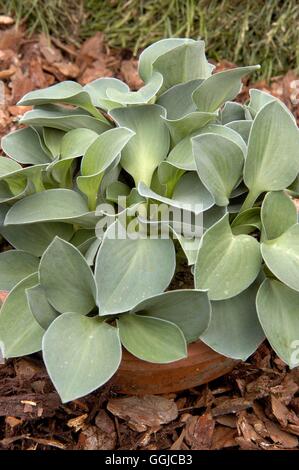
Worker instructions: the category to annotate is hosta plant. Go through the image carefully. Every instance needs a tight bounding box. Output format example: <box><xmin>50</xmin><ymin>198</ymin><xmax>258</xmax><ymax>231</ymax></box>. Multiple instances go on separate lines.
<box><xmin>0</xmin><ymin>38</ymin><xmax>299</xmax><ymax>403</ymax></box>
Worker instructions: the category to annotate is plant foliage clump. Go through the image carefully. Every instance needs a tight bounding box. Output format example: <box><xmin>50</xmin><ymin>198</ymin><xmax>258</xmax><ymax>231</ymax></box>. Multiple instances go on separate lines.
<box><xmin>0</xmin><ymin>38</ymin><xmax>299</xmax><ymax>402</ymax></box>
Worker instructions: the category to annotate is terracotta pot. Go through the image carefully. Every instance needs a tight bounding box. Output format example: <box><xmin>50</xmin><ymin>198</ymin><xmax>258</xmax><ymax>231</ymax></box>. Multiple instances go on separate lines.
<box><xmin>0</xmin><ymin>290</ymin><xmax>237</xmax><ymax>395</ymax></box>
<box><xmin>113</xmin><ymin>341</ymin><xmax>238</xmax><ymax>395</ymax></box>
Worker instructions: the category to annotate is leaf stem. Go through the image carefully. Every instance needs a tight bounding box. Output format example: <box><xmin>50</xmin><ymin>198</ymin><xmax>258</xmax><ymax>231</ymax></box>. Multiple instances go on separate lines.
<box><xmin>240</xmin><ymin>190</ymin><xmax>260</xmax><ymax>212</ymax></box>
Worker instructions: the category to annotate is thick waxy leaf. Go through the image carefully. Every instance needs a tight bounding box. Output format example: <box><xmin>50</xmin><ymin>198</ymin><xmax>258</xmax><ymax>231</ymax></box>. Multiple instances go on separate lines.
<box><xmin>1</xmin><ymin>220</ymin><xmax>73</xmax><ymax>257</ymax></box>
<box><xmin>118</xmin><ymin>314</ymin><xmax>187</xmax><ymax>363</ymax></box>
<box><xmin>139</xmin><ymin>38</ymin><xmax>210</xmax><ymax>84</ymax></box>
<box><xmin>106</xmin><ymin>72</ymin><xmax>163</xmax><ymax>104</ymax></box>
<box><xmin>194</xmin><ymin>214</ymin><xmax>261</xmax><ymax>300</ymax></box>
<box><xmin>132</xmin><ymin>289</ymin><xmax>210</xmax><ymax>343</ymax></box>
<box><xmin>110</xmin><ymin>105</ymin><xmax>169</xmax><ymax>186</ymax></box>
<box><xmin>247</xmin><ymin>88</ymin><xmax>277</xmax><ymax>118</ymax></box>
<box><xmin>39</xmin><ymin>237</ymin><xmax>96</xmax><ymax>315</ymax></box>
<box><xmin>167</xmin><ymin>123</ymin><xmax>245</xmax><ymax>171</ymax></box>
<box><xmin>256</xmin><ymin>279</ymin><xmax>299</xmax><ymax>368</ymax></box>
<box><xmin>163</xmin><ymin>112</ymin><xmax>217</xmax><ymax>144</ymax></box>
<box><xmin>20</xmin><ymin>105</ymin><xmax>111</xmax><ymax>133</ymax></box>
<box><xmin>261</xmin><ymin>191</ymin><xmax>297</xmax><ymax>240</ymax></box>
<box><xmin>0</xmin><ymin>274</ymin><xmax>44</xmax><ymax>358</ymax></box>
<box><xmin>18</xmin><ymin>81</ymin><xmax>107</xmax><ymax>120</ymax></box>
<box><xmin>202</xmin><ymin>280</ymin><xmax>264</xmax><ymax>360</ymax></box>
<box><xmin>261</xmin><ymin>224</ymin><xmax>299</xmax><ymax>292</ymax></box>
<box><xmin>231</xmin><ymin>207</ymin><xmax>261</xmax><ymax>235</ymax></box>
<box><xmin>157</xmin><ymin>79</ymin><xmax>202</xmax><ymax>119</ymax></box>
<box><xmin>43</xmin><ymin>128</ymin><xmax>64</xmax><ymax>158</ymax></box>
<box><xmin>95</xmin><ymin>222</ymin><xmax>175</xmax><ymax>315</ymax></box>
<box><xmin>152</xmin><ymin>41</ymin><xmax>211</xmax><ymax>94</ymax></box>
<box><xmin>221</xmin><ymin>101</ymin><xmax>245</xmax><ymax>124</ymax></box>
<box><xmin>4</xmin><ymin>189</ymin><xmax>90</xmax><ymax>225</ymax></box>
<box><xmin>77</xmin><ymin>127</ymin><xmax>134</xmax><ymax>209</ymax></box>
<box><xmin>1</xmin><ymin>128</ymin><xmax>51</xmax><ymax>164</ymax></box>
<box><xmin>192</xmin><ymin>66</ymin><xmax>260</xmax><ymax>112</ymax></box>
<box><xmin>193</xmin><ymin>133</ymin><xmax>244</xmax><ymax>206</ymax></box>
<box><xmin>26</xmin><ymin>284</ymin><xmax>58</xmax><ymax>330</ymax></box>
<box><xmin>43</xmin><ymin>313</ymin><xmax>121</xmax><ymax>402</ymax></box>
<box><xmin>225</xmin><ymin>120</ymin><xmax>252</xmax><ymax>143</ymax></box>
<box><xmin>138</xmin><ymin>172</ymin><xmax>214</xmax><ymax>215</ymax></box>
<box><xmin>0</xmin><ymin>250</ymin><xmax>39</xmax><ymax>291</ymax></box>
<box><xmin>0</xmin><ymin>157</ymin><xmax>22</xmax><ymax>179</ymax></box>
<box><xmin>60</xmin><ymin>128</ymin><xmax>99</xmax><ymax>159</ymax></box>
<box><xmin>243</xmin><ymin>101</ymin><xmax>299</xmax><ymax>206</ymax></box>
<box><xmin>84</xmin><ymin>77</ymin><xmax>128</xmax><ymax>111</ymax></box>
<box><xmin>106</xmin><ymin>181</ymin><xmax>130</xmax><ymax>202</ymax></box>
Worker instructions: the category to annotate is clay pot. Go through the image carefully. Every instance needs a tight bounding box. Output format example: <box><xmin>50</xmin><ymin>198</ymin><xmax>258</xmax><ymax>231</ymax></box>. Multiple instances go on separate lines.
<box><xmin>113</xmin><ymin>341</ymin><xmax>237</xmax><ymax>395</ymax></box>
<box><xmin>0</xmin><ymin>290</ymin><xmax>237</xmax><ymax>395</ymax></box>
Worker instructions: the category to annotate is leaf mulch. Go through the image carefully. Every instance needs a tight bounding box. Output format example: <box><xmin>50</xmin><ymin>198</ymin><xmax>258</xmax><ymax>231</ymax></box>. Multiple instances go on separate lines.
<box><xmin>0</xmin><ymin>20</ymin><xmax>299</xmax><ymax>451</ymax></box>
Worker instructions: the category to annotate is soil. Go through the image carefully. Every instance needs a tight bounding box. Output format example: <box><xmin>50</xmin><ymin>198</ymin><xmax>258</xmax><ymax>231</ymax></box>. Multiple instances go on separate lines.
<box><xmin>0</xmin><ymin>21</ymin><xmax>299</xmax><ymax>451</ymax></box>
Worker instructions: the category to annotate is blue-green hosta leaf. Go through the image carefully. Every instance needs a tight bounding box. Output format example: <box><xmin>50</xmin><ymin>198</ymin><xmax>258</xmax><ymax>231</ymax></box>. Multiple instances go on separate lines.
<box><xmin>1</xmin><ymin>127</ymin><xmax>51</xmax><ymax>164</ymax></box>
<box><xmin>18</xmin><ymin>80</ymin><xmax>107</xmax><ymax>121</ymax></box>
<box><xmin>256</xmin><ymin>279</ymin><xmax>299</xmax><ymax>368</ymax></box>
<box><xmin>202</xmin><ymin>280</ymin><xmax>264</xmax><ymax>360</ymax></box>
<box><xmin>20</xmin><ymin>105</ymin><xmax>111</xmax><ymax>133</ymax></box>
<box><xmin>26</xmin><ymin>284</ymin><xmax>58</xmax><ymax>330</ymax></box>
<box><xmin>110</xmin><ymin>105</ymin><xmax>169</xmax><ymax>186</ymax></box>
<box><xmin>138</xmin><ymin>172</ymin><xmax>214</xmax><ymax>215</ymax></box>
<box><xmin>167</xmin><ymin>123</ymin><xmax>245</xmax><ymax>171</ymax></box>
<box><xmin>152</xmin><ymin>41</ymin><xmax>211</xmax><ymax>94</ymax></box>
<box><xmin>221</xmin><ymin>101</ymin><xmax>246</xmax><ymax>124</ymax></box>
<box><xmin>131</xmin><ymin>289</ymin><xmax>210</xmax><ymax>343</ymax></box>
<box><xmin>0</xmin><ymin>156</ymin><xmax>22</xmax><ymax>176</ymax></box>
<box><xmin>157</xmin><ymin>79</ymin><xmax>202</xmax><ymax>119</ymax></box>
<box><xmin>0</xmin><ymin>178</ymin><xmax>29</xmax><ymax>204</ymax></box>
<box><xmin>246</xmin><ymin>88</ymin><xmax>277</xmax><ymax>118</ymax></box>
<box><xmin>77</xmin><ymin>127</ymin><xmax>134</xmax><ymax>210</ymax></box>
<box><xmin>231</xmin><ymin>207</ymin><xmax>261</xmax><ymax>235</ymax></box>
<box><xmin>60</xmin><ymin>128</ymin><xmax>99</xmax><ymax>159</ymax></box>
<box><xmin>43</xmin><ymin>313</ymin><xmax>121</xmax><ymax>402</ymax></box>
<box><xmin>261</xmin><ymin>191</ymin><xmax>297</xmax><ymax>241</ymax></box>
<box><xmin>194</xmin><ymin>214</ymin><xmax>261</xmax><ymax>300</ymax></box>
<box><xmin>287</xmin><ymin>176</ymin><xmax>299</xmax><ymax>197</ymax></box>
<box><xmin>170</xmin><ymin>225</ymin><xmax>201</xmax><ymax>266</ymax></box>
<box><xmin>43</xmin><ymin>128</ymin><xmax>64</xmax><ymax>159</ymax></box>
<box><xmin>84</xmin><ymin>77</ymin><xmax>128</xmax><ymax>111</ymax></box>
<box><xmin>0</xmin><ymin>161</ymin><xmax>48</xmax><ymax>197</ymax></box>
<box><xmin>95</xmin><ymin>221</ymin><xmax>175</xmax><ymax>315</ymax></box>
<box><xmin>4</xmin><ymin>189</ymin><xmax>90</xmax><ymax>225</ymax></box>
<box><xmin>82</xmin><ymin>238</ymin><xmax>101</xmax><ymax>266</ymax></box>
<box><xmin>0</xmin><ymin>273</ymin><xmax>44</xmax><ymax>358</ymax></box>
<box><xmin>163</xmin><ymin>112</ymin><xmax>217</xmax><ymax>145</ymax></box>
<box><xmin>243</xmin><ymin>101</ymin><xmax>299</xmax><ymax>206</ymax></box>
<box><xmin>192</xmin><ymin>66</ymin><xmax>260</xmax><ymax>112</ymax></box>
<box><xmin>106</xmin><ymin>72</ymin><xmax>163</xmax><ymax>105</ymax></box>
<box><xmin>0</xmin><ymin>250</ymin><xmax>39</xmax><ymax>291</ymax></box>
<box><xmin>70</xmin><ymin>229</ymin><xmax>96</xmax><ymax>247</ymax></box>
<box><xmin>39</xmin><ymin>237</ymin><xmax>96</xmax><ymax>315</ymax></box>
<box><xmin>106</xmin><ymin>181</ymin><xmax>131</xmax><ymax>203</ymax></box>
<box><xmin>203</xmin><ymin>205</ymin><xmax>227</xmax><ymax>231</ymax></box>
<box><xmin>225</xmin><ymin>120</ymin><xmax>252</xmax><ymax>143</ymax></box>
<box><xmin>193</xmin><ymin>133</ymin><xmax>244</xmax><ymax>206</ymax></box>
<box><xmin>261</xmin><ymin>224</ymin><xmax>299</xmax><ymax>292</ymax></box>
<box><xmin>117</xmin><ymin>314</ymin><xmax>187</xmax><ymax>363</ymax></box>
<box><xmin>139</xmin><ymin>38</ymin><xmax>211</xmax><ymax>83</ymax></box>
<box><xmin>1</xmin><ymin>221</ymin><xmax>73</xmax><ymax>257</ymax></box>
